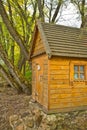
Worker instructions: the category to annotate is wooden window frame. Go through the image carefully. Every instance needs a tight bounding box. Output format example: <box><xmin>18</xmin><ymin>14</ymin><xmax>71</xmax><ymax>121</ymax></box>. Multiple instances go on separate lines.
<box><xmin>70</xmin><ymin>61</ymin><xmax>87</xmax><ymax>86</ymax></box>
<box><xmin>74</xmin><ymin>65</ymin><xmax>85</xmax><ymax>81</ymax></box>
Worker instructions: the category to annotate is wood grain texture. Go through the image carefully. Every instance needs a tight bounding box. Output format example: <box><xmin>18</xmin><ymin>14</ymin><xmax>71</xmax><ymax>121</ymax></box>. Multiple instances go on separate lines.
<box><xmin>30</xmin><ymin>21</ymin><xmax>87</xmax><ymax>113</ymax></box>
<box><xmin>48</xmin><ymin>57</ymin><xmax>87</xmax><ymax>111</ymax></box>
<box><xmin>31</xmin><ymin>31</ymin><xmax>45</xmax><ymax>57</ymax></box>
<box><xmin>32</xmin><ymin>54</ymin><xmax>48</xmax><ymax>109</ymax></box>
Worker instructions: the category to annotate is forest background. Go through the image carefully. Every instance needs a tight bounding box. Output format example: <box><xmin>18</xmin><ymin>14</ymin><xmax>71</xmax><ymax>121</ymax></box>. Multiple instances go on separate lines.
<box><xmin>0</xmin><ymin>0</ymin><xmax>86</xmax><ymax>94</ymax></box>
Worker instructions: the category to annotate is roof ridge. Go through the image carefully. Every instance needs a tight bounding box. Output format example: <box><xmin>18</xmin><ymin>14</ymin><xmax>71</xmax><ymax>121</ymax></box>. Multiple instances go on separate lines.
<box><xmin>30</xmin><ymin>20</ymin><xmax>87</xmax><ymax>59</ymax></box>
<box><xmin>40</xmin><ymin>21</ymin><xmax>81</xmax><ymax>30</ymax></box>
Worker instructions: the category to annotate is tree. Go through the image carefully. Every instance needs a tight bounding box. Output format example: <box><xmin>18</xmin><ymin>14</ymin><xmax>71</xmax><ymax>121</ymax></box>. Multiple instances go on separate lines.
<box><xmin>71</xmin><ymin>0</ymin><xmax>86</xmax><ymax>27</ymax></box>
<box><xmin>38</xmin><ymin>0</ymin><xmax>64</xmax><ymax>23</ymax></box>
<box><xmin>0</xmin><ymin>0</ymin><xmax>78</xmax><ymax>94</ymax></box>
<box><xmin>0</xmin><ymin>43</ymin><xmax>31</xmax><ymax>94</ymax></box>
<box><xmin>0</xmin><ymin>0</ymin><xmax>29</xmax><ymax>60</ymax></box>
<box><xmin>0</xmin><ymin>0</ymin><xmax>32</xmax><ymax>94</ymax></box>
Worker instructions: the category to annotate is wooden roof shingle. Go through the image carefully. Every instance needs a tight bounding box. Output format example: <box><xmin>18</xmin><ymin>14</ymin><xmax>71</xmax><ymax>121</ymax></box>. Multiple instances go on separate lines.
<box><xmin>30</xmin><ymin>20</ymin><xmax>87</xmax><ymax>59</ymax></box>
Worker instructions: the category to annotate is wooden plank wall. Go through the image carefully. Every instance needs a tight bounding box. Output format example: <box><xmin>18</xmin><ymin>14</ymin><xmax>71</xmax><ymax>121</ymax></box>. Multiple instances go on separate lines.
<box><xmin>43</xmin><ymin>58</ymin><xmax>49</xmax><ymax>108</ymax></box>
<box><xmin>48</xmin><ymin>57</ymin><xmax>87</xmax><ymax>112</ymax></box>
<box><xmin>32</xmin><ymin>55</ymin><xmax>48</xmax><ymax>109</ymax></box>
<box><xmin>32</xmin><ymin>62</ymin><xmax>36</xmax><ymax>100</ymax></box>
<box><xmin>31</xmin><ymin>31</ymin><xmax>45</xmax><ymax>56</ymax></box>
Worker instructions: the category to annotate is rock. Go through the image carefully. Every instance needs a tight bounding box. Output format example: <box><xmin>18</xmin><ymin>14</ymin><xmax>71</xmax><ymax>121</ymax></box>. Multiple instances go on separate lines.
<box><xmin>16</xmin><ymin>123</ymin><xmax>24</xmax><ymax>130</ymax></box>
<box><xmin>26</xmin><ymin>128</ymin><xmax>38</xmax><ymax>130</ymax></box>
<box><xmin>50</xmin><ymin>121</ymin><xmax>57</xmax><ymax>130</ymax></box>
<box><xmin>34</xmin><ymin>109</ymin><xmax>43</xmax><ymax>127</ymax></box>
<box><xmin>9</xmin><ymin>115</ymin><xmax>19</xmax><ymax>122</ymax></box>
<box><xmin>24</xmin><ymin>117</ymin><xmax>34</xmax><ymax>128</ymax></box>
<box><xmin>8</xmin><ymin>97</ymin><xmax>87</xmax><ymax>130</ymax></box>
<box><xmin>21</xmin><ymin>111</ymin><xmax>30</xmax><ymax>118</ymax></box>
<box><xmin>38</xmin><ymin>124</ymin><xmax>51</xmax><ymax>130</ymax></box>
<box><xmin>47</xmin><ymin>115</ymin><xmax>57</xmax><ymax>122</ymax></box>
<box><xmin>9</xmin><ymin>115</ymin><xmax>19</xmax><ymax>128</ymax></box>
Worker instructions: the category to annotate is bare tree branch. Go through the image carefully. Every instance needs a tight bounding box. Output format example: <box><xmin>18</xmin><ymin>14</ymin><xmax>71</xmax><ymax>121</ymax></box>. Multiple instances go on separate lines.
<box><xmin>38</xmin><ymin>0</ymin><xmax>44</xmax><ymax>21</ymax></box>
<box><xmin>52</xmin><ymin>0</ymin><xmax>63</xmax><ymax>23</ymax></box>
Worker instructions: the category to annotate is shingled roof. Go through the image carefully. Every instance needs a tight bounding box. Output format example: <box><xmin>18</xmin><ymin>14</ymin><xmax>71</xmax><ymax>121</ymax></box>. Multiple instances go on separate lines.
<box><xmin>30</xmin><ymin>20</ymin><xmax>87</xmax><ymax>58</ymax></box>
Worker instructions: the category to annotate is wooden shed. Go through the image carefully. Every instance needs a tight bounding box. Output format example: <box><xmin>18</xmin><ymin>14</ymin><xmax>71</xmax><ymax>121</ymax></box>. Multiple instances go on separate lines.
<box><xmin>29</xmin><ymin>20</ymin><xmax>87</xmax><ymax>113</ymax></box>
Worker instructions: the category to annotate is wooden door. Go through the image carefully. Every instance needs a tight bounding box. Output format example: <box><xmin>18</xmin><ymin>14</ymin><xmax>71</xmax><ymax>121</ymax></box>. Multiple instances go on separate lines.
<box><xmin>35</xmin><ymin>64</ymin><xmax>43</xmax><ymax>104</ymax></box>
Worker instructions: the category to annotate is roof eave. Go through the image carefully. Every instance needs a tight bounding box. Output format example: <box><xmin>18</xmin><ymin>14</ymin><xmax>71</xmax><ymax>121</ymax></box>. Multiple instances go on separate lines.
<box><xmin>52</xmin><ymin>53</ymin><xmax>87</xmax><ymax>58</ymax></box>
<box><xmin>36</xmin><ymin>20</ymin><xmax>52</xmax><ymax>58</ymax></box>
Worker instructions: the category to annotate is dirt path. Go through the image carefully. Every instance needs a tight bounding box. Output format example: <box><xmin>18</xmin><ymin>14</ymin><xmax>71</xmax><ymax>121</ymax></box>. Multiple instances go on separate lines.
<box><xmin>0</xmin><ymin>86</ymin><xmax>31</xmax><ymax>130</ymax></box>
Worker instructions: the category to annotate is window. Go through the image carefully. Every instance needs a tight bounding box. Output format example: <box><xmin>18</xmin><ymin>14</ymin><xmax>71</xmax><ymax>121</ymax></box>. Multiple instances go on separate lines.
<box><xmin>74</xmin><ymin>65</ymin><xmax>85</xmax><ymax>80</ymax></box>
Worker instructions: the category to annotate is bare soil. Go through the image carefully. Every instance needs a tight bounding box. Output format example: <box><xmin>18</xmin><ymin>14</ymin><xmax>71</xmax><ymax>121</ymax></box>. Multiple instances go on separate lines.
<box><xmin>0</xmin><ymin>85</ymin><xmax>31</xmax><ymax>130</ymax></box>
<box><xmin>0</xmin><ymin>85</ymin><xmax>87</xmax><ymax>130</ymax></box>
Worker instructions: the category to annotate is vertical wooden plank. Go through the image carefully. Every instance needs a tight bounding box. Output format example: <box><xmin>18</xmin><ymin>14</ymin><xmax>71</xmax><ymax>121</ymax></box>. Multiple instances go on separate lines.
<box><xmin>48</xmin><ymin>58</ymin><xmax>50</xmax><ymax>110</ymax></box>
<box><xmin>32</xmin><ymin>54</ymin><xmax>49</xmax><ymax>109</ymax></box>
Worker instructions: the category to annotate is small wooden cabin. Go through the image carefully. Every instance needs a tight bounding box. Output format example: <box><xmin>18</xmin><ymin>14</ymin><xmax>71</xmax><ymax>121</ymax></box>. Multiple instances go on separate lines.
<box><xmin>29</xmin><ymin>20</ymin><xmax>87</xmax><ymax>113</ymax></box>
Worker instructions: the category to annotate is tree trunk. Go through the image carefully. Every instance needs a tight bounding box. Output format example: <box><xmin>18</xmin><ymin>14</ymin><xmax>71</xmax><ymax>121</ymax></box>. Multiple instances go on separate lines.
<box><xmin>0</xmin><ymin>43</ymin><xmax>31</xmax><ymax>94</ymax></box>
<box><xmin>0</xmin><ymin>0</ymin><xmax>29</xmax><ymax>60</ymax></box>
<box><xmin>52</xmin><ymin>0</ymin><xmax>63</xmax><ymax>23</ymax></box>
<box><xmin>10</xmin><ymin>45</ymin><xmax>14</xmax><ymax>64</ymax></box>
<box><xmin>7</xmin><ymin>0</ymin><xmax>14</xmax><ymax>64</ymax></box>
<box><xmin>17</xmin><ymin>50</ymin><xmax>26</xmax><ymax>71</ymax></box>
<box><xmin>23</xmin><ymin>60</ymin><xmax>26</xmax><ymax>76</ymax></box>
<box><xmin>0</xmin><ymin>64</ymin><xmax>22</xmax><ymax>93</ymax></box>
<box><xmin>81</xmin><ymin>0</ymin><xmax>85</xmax><ymax>28</ymax></box>
<box><xmin>38</xmin><ymin>0</ymin><xmax>44</xmax><ymax>21</ymax></box>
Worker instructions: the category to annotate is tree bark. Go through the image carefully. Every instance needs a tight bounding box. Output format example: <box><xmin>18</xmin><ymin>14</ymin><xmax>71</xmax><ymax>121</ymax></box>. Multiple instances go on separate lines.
<box><xmin>0</xmin><ymin>64</ymin><xmax>22</xmax><ymax>93</ymax></box>
<box><xmin>0</xmin><ymin>0</ymin><xmax>29</xmax><ymax>60</ymax></box>
<box><xmin>17</xmin><ymin>52</ymin><xmax>25</xmax><ymax>71</ymax></box>
<box><xmin>7</xmin><ymin>0</ymin><xmax>14</xmax><ymax>64</ymax></box>
<box><xmin>31</xmin><ymin>0</ymin><xmax>37</xmax><ymax>22</ymax></box>
<box><xmin>11</xmin><ymin>45</ymin><xmax>14</xmax><ymax>64</ymax></box>
<box><xmin>52</xmin><ymin>0</ymin><xmax>63</xmax><ymax>23</ymax></box>
<box><xmin>80</xmin><ymin>0</ymin><xmax>85</xmax><ymax>28</ymax></box>
<box><xmin>38</xmin><ymin>0</ymin><xmax>44</xmax><ymax>21</ymax></box>
<box><xmin>0</xmin><ymin>43</ymin><xmax>31</xmax><ymax>94</ymax></box>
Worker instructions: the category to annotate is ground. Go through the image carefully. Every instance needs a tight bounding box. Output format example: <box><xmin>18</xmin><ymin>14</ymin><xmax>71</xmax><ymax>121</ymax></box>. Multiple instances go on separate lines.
<box><xmin>0</xmin><ymin>84</ymin><xmax>87</xmax><ymax>130</ymax></box>
<box><xmin>0</xmin><ymin>85</ymin><xmax>31</xmax><ymax>130</ymax></box>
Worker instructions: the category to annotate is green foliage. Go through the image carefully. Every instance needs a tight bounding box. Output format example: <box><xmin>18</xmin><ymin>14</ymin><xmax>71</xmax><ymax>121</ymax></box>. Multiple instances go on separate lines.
<box><xmin>0</xmin><ymin>0</ymin><xmax>85</xmax><ymax>83</ymax></box>
<box><xmin>25</xmin><ymin>70</ymin><xmax>32</xmax><ymax>82</ymax></box>
<box><xmin>24</xmin><ymin>61</ymin><xmax>32</xmax><ymax>82</ymax></box>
